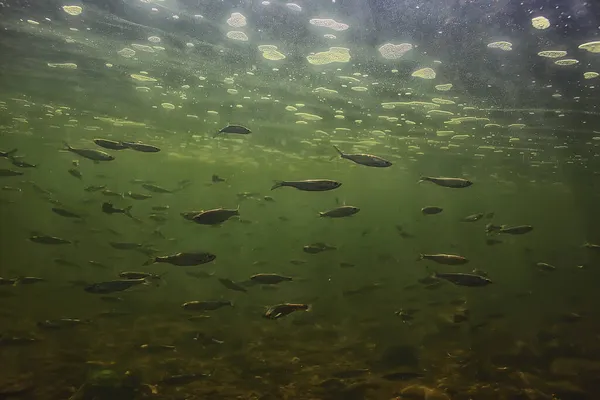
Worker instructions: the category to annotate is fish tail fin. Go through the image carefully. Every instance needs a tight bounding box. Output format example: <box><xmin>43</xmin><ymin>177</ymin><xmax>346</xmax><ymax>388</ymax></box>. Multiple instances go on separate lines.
<box><xmin>235</xmin><ymin>204</ymin><xmax>240</xmax><ymax>215</ymax></box>
<box><xmin>417</xmin><ymin>254</ymin><xmax>424</xmax><ymax>261</ymax></box>
<box><xmin>318</xmin><ymin>212</ymin><xmax>325</xmax><ymax>217</ymax></box>
<box><xmin>417</xmin><ymin>177</ymin><xmax>429</xmax><ymax>183</ymax></box>
<box><xmin>332</xmin><ymin>145</ymin><xmax>344</xmax><ymax>157</ymax></box>
<box><xmin>62</xmin><ymin>141</ymin><xmax>72</xmax><ymax>151</ymax></box>
<box><xmin>142</xmin><ymin>258</ymin><xmax>155</xmax><ymax>266</ymax></box>
<box><xmin>305</xmin><ymin>304</ymin><xmax>312</xmax><ymax>312</ymax></box>
<box><xmin>271</xmin><ymin>180</ymin><xmax>284</xmax><ymax>190</ymax></box>
<box><xmin>213</xmin><ymin>130</ymin><xmax>221</xmax><ymax>138</ymax></box>
<box><xmin>6</xmin><ymin>148</ymin><xmax>18</xmax><ymax>157</ymax></box>
<box><xmin>124</xmin><ymin>205</ymin><xmax>133</xmax><ymax>217</ymax></box>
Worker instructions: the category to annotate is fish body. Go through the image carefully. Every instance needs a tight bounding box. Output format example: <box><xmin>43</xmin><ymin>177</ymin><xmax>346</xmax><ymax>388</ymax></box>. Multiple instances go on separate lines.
<box><xmin>17</xmin><ymin>276</ymin><xmax>46</xmax><ymax>284</ymax></box>
<box><xmin>51</xmin><ymin>207</ymin><xmax>82</xmax><ymax>219</ymax></box>
<box><xmin>84</xmin><ymin>185</ymin><xmax>106</xmax><ymax>192</ymax></box>
<box><xmin>142</xmin><ymin>184</ymin><xmax>172</xmax><ymax>193</ymax></box>
<box><xmin>319</xmin><ymin>205</ymin><xmax>360</xmax><ymax>218</ymax></box>
<box><xmin>93</xmin><ymin>139</ymin><xmax>128</xmax><ymax>150</ymax></box>
<box><xmin>101</xmin><ymin>189</ymin><xmax>123</xmax><ymax>197</ymax></box>
<box><xmin>182</xmin><ymin>300</ymin><xmax>232</xmax><ymax>311</ymax></box>
<box><xmin>192</xmin><ymin>207</ymin><xmax>239</xmax><ymax>225</ymax></box>
<box><xmin>303</xmin><ymin>242</ymin><xmax>336</xmax><ymax>254</ymax></box>
<box><xmin>583</xmin><ymin>242</ymin><xmax>600</xmax><ymax>250</ymax></box>
<box><xmin>250</xmin><ymin>273</ymin><xmax>293</xmax><ymax>285</ymax></box>
<box><xmin>0</xmin><ymin>149</ymin><xmax>18</xmax><ymax>158</ymax></box>
<box><xmin>10</xmin><ymin>157</ymin><xmax>36</xmax><ymax>168</ymax></box>
<box><xmin>148</xmin><ymin>252</ymin><xmax>216</xmax><ymax>266</ymax></box>
<box><xmin>271</xmin><ymin>179</ymin><xmax>341</xmax><ymax>191</ymax></box>
<box><xmin>461</xmin><ymin>213</ymin><xmax>484</xmax><ymax>222</ymax></box>
<box><xmin>419</xmin><ymin>176</ymin><xmax>473</xmax><ymax>188</ymax></box>
<box><xmin>140</xmin><ymin>344</ymin><xmax>176</xmax><ymax>352</ymax></box>
<box><xmin>84</xmin><ymin>278</ymin><xmax>147</xmax><ymax>294</ymax></box>
<box><xmin>264</xmin><ymin>303</ymin><xmax>310</xmax><ymax>319</ymax></box>
<box><xmin>109</xmin><ymin>242</ymin><xmax>142</xmax><ymax>250</ymax></box>
<box><xmin>487</xmin><ymin>224</ymin><xmax>533</xmax><ymax>235</ymax></box>
<box><xmin>68</xmin><ymin>168</ymin><xmax>83</xmax><ymax>179</ymax></box>
<box><xmin>119</xmin><ymin>271</ymin><xmax>162</xmax><ymax>280</ymax></box>
<box><xmin>212</xmin><ymin>174</ymin><xmax>226</xmax><ymax>183</ymax></box>
<box><xmin>152</xmin><ymin>205</ymin><xmax>170</xmax><ymax>211</ymax></box>
<box><xmin>29</xmin><ymin>235</ymin><xmax>73</xmax><ymax>245</ymax></box>
<box><xmin>0</xmin><ymin>277</ymin><xmax>17</xmax><ymax>285</ymax></box>
<box><xmin>64</xmin><ymin>142</ymin><xmax>114</xmax><ymax>161</ymax></box>
<box><xmin>536</xmin><ymin>262</ymin><xmax>556</xmax><ymax>272</ymax></box>
<box><xmin>127</xmin><ymin>191</ymin><xmax>152</xmax><ymax>200</ymax></box>
<box><xmin>333</xmin><ymin>145</ymin><xmax>392</xmax><ymax>167</ymax></box>
<box><xmin>122</xmin><ymin>142</ymin><xmax>161</xmax><ymax>153</ymax></box>
<box><xmin>0</xmin><ymin>169</ymin><xmax>24</xmax><ymax>177</ymax></box>
<box><xmin>434</xmin><ymin>272</ymin><xmax>492</xmax><ymax>287</ymax></box>
<box><xmin>421</xmin><ymin>206</ymin><xmax>443</xmax><ymax>215</ymax></box>
<box><xmin>420</xmin><ymin>254</ymin><xmax>469</xmax><ymax>265</ymax></box>
<box><xmin>149</xmin><ymin>214</ymin><xmax>167</xmax><ymax>222</ymax></box>
<box><xmin>218</xmin><ymin>278</ymin><xmax>247</xmax><ymax>292</ymax></box>
<box><xmin>217</xmin><ymin>124</ymin><xmax>251</xmax><ymax>136</ymax></box>
<box><xmin>101</xmin><ymin>202</ymin><xmax>132</xmax><ymax>217</ymax></box>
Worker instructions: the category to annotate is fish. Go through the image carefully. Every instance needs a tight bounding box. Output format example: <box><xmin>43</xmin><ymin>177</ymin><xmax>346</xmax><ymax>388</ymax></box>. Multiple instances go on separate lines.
<box><xmin>37</xmin><ymin>318</ymin><xmax>91</xmax><ymax>329</ymax></box>
<box><xmin>101</xmin><ymin>189</ymin><xmax>123</xmax><ymax>197</ymax></box>
<box><xmin>10</xmin><ymin>157</ymin><xmax>36</xmax><ymax>168</ymax></box>
<box><xmin>16</xmin><ymin>276</ymin><xmax>46</xmax><ymax>284</ymax></box>
<box><xmin>263</xmin><ymin>196</ymin><xmax>275</xmax><ymax>202</ymax></box>
<box><xmin>29</xmin><ymin>235</ymin><xmax>74</xmax><ymax>245</ymax></box>
<box><xmin>340</xmin><ymin>262</ymin><xmax>355</xmax><ymax>268</ymax></box>
<box><xmin>211</xmin><ymin>174</ymin><xmax>226</xmax><ymax>183</ymax></box>
<box><xmin>583</xmin><ymin>242</ymin><xmax>600</xmax><ymax>250</ymax></box>
<box><xmin>148</xmin><ymin>214</ymin><xmax>167</xmax><ymax>222</ymax></box>
<box><xmin>319</xmin><ymin>205</ymin><xmax>360</xmax><ymax>218</ymax></box>
<box><xmin>182</xmin><ymin>300</ymin><xmax>233</xmax><ymax>311</ymax></box>
<box><xmin>418</xmin><ymin>176</ymin><xmax>473</xmax><ymax>188</ymax></box>
<box><xmin>122</xmin><ymin>142</ymin><xmax>161</xmax><ymax>153</ymax></box>
<box><xmin>126</xmin><ymin>191</ymin><xmax>152</xmax><ymax>200</ymax></box>
<box><xmin>535</xmin><ymin>262</ymin><xmax>556</xmax><ymax>272</ymax></box>
<box><xmin>218</xmin><ymin>278</ymin><xmax>247</xmax><ymax>292</ymax></box>
<box><xmin>51</xmin><ymin>207</ymin><xmax>82</xmax><ymax>219</ymax></box>
<box><xmin>88</xmin><ymin>261</ymin><xmax>109</xmax><ymax>269</ymax></box>
<box><xmin>419</xmin><ymin>254</ymin><xmax>469</xmax><ymax>265</ymax></box>
<box><xmin>485</xmin><ymin>238</ymin><xmax>503</xmax><ymax>246</ymax></box>
<box><xmin>0</xmin><ymin>169</ymin><xmax>24</xmax><ymax>177</ymax></box>
<box><xmin>152</xmin><ymin>205</ymin><xmax>170</xmax><ymax>211</ymax></box>
<box><xmin>142</xmin><ymin>183</ymin><xmax>172</xmax><ymax>193</ymax></box>
<box><xmin>263</xmin><ymin>303</ymin><xmax>310</xmax><ymax>319</ymax></box>
<box><xmin>119</xmin><ymin>271</ymin><xmax>163</xmax><ymax>280</ymax></box>
<box><xmin>486</xmin><ymin>224</ymin><xmax>533</xmax><ymax>235</ymax></box>
<box><xmin>250</xmin><ymin>273</ymin><xmax>293</xmax><ymax>285</ymax></box>
<box><xmin>84</xmin><ymin>185</ymin><xmax>106</xmax><ymax>192</ymax></box>
<box><xmin>332</xmin><ymin>145</ymin><xmax>392</xmax><ymax>167</ymax></box>
<box><xmin>461</xmin><ymin>213</ymin><xmax>484</xmax><ymax>222</ymax></box>
<box><xmin>145</xmin><ymin>252</ymin><xmax>216</xmax><ymax>266</ymax></box>
<box><xmin>101</xmin><ymin>202</ymin><xmax>133</xmax><ymax>217</ymax></box>
<box><xmin>159</xmin><ymin>373</ymin><xmax>211</xmax><ymax>385</ymax></box>
<box><xmin>0</xmin><ymin>148</ymin><xmax>18</xmax><ymax>158</ymax></box>
<box><xmin>216</xmin><ymin>124</ymin><xmax>251</xmax><ymax>136</ymax></box>
<box><xmin>63</xmin><ymin>142</ymin><xmax>115</xmax><ymax>161</ymax></box>
<box><xmin>271</xmin><ymin>179</ymin><xmax>341</xmax><ymax>191</ymax></box>
<box><xmin>192</xmin><ymin>207</ymin><xmax>240</xmax><ymax>225</ymax></box>
<box><xmin>1</xmin><ymin>186</ymin><xmax>21</xmax><ymax>192</ymax></box>
<box><xmin>185</xmin><ymin>270</ymin><xmax>215</xmax><ymax>279</ymax></box>
<box><xmin>303</xmin><ymin>242</ymin><xmax>336</xmax><ymax>254</ymax></box>
<box><xmin>109</xmin><ymin>242</ymin><xmax>143</xmax><ymax>250</ymax></box>
<box><xmin>140</xmin><ymin>343</ymin><xmax>176</xmax><ymax>352</ymax></box>
<box><xmin>434</xmin><ymin>272</ymin><xmax>492</xmax><ymax>287</ymax></box>
<box><xmin>93</xmin><ymin>138</ymin><xmax>129</xmax><ymax>150</ymax></box>
<box><xmin>84</xmin><ymin>279</ymin><xmax>148</xmax><ymax>294</ymax></box>
<box><xmin>421</xmin><ymin>206</ymin><xmax>443</xmax><ymax>215</ymax></box>
<box><xmin>68</xmin><ymin>168</ymin><xmax>83</xmax><ymax>179</ymax></box>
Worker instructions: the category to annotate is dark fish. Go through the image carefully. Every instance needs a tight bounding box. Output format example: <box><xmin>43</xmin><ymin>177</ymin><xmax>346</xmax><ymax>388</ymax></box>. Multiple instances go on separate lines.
<box><xmin>303</xmin><ymin>242</ymin><xmax>336</xmax><ymax>254</ymax></box>
<box><xmin>421</xmin><ymin>206</ymin><xmax>443</xmax><ymax>215</ymax></box>
<box><xmin>68</xmin><ymin>168</ymin><xmax>83</xmax><ymax>179</ymax></box>
<box><xmin>319</xmin><ymin>205</ymin><xmax>360</xmax><ymax>218</ymax></box>
<box><xmin>212</xmin><ymin>174</ymin><xmax>226</xmax><ymax>183</ymax></box>
<box><xmin>332</xmin><ymin>145</ymin><xmax>392</xmax><ymax>167</ymax></box>
<box><xmin>152</xmin><ymin>205</ymin><xmax>170</xmax><ymax>211</ymax></box>
<box><xmin>264</xmin><ymin>303</ymin><xmax>310</xmax><ymax>319</ymax></box>
<box><xmin>145</xmin><ymin>252</ymin><xmax>216</xmax><ymax>266</ymax></box>
<box><xmin>159</xmin><ymin>373</ymin><xmax>210</xmax><ymax>385</ymax></box>
<box><xmin>101</xmin><ymin>202</ymin><xmax>132</xmax><ymax>217</ymax></box>
<box><xmin>271</xmin><ymin>179</ymin><xmax>341</xmax><ymax>191</ymax></box>
<box><xmin>461</xmin><ymin>213</ymin><xmax>484</xmax><ymax>222</ymax></box>
<box><xmin>1</xmin><ymin>186</ymin><xmax>21</xmax><ymax>192</ymax></box>
<box><xmin>126</xmin><ymin>191</ymin><xmax>152</xmax><ymax>200</ymax></box>
<box><xmin>250</xmin><ymin>273</ymin><xmax>293</xmax><ymax>285</ymax></box>
<box><xmin>485</xmin><ymin>238</ymin><xmax>503</xmax><ymax>246</ymax></box>
<box><xmin>29</xmin><ymin>235</ymin><xmax>74</xmax><ymax>245</ymax></box>
<box><xmin>15</xmin><ymin>276</ymin><xmax>45</xmax><ymax>284</ymax></box>
<box><xmin>10</xmin><ymin>157</ymin><xmax>36</xmax><ymax>168</ymax></box>
<box><xmin>419</xmin><ymin>254</ymin><xmax>469</xmax><ymax>265</ymax></box>
<box><xmin>84</xmin><ymin>278</ymin><xmax>147</xmax><ymax>294</ymax></box>
<box><xmin>182</xmin><ymin>300</ymin><xmax>232</xmax><ymax>311</ymax></box>
<box><xmin>84</xmin><ymin>185</ymin><xmax>106</xmax><ymax>192</ymax></box>
<box><xmin>216</xmin><ymin>124</ymin><xmax>251</xmax><ymax>136</ymax></box>
<box><xmin>142</xmin><ymin>183</ymin><xmax>172</xmax><ymax>193</ymax></box>
<box><xmin>0</xmin><ymin>336</ymin><xmax>38</xmax><ymax>346</ymax></box>
<box><xmin>122</xmin><ymin>142</ymin><xmax>161</xmax><ymax>153</ymax></box>
<box><xmin>93</xmin><ymin>138</ymin><xmax>129</xmax><ymax>150</ymax></box>
<box><xmin>119</xmin><ymin>271</ymin><xmax>163</xmax><ymax>280</ymax></box>
<box><xmin>109</xmin><ymin>241</ymin><xmax>142</xmax><ymax>250</ymax></box>
<box><xmin>22</xmin><ymin>180</ymin><xmax>52</xmax><ymax>195</ymax></box>
<box><xmin>51</xmin><ymin>207</ymin><xmax>82</xmax><ymax>219</ymax></box>
<box><xmin>418</xmin><ymin>176</ymin><xmax>473</xmax><ymax>188</ymax></box>
<box><xmin>434</xmin><ymin>272</ymin><xmax>492</xmax><ymax>287</ymax></box>
<box><xmin>0</xmin><ymin>168</ymin><xmax>24</xmax><ymax>177</ymax></box>
<box><xmin>64</xmin><ymin>142</ymin><xmax>114</xmax><ymax>161</ymax></box>
<box><xmin>192</xmin><ymin>207</ymin><xmax>239</xmax><ymax>225</ymax></box>
<box><xmin>218</xmin><ymin>278</ymin><xmax>247</xmax><ymax>292</ymax></box>
<box><xmin>340</xmin><ymin>262</ymin><xmax>355</xmax><ymax>268</ymax></box>
<box><xmin>0</xmin><ymin>148</ymin><xmax>18</xmax><ymax>158</ymax></box>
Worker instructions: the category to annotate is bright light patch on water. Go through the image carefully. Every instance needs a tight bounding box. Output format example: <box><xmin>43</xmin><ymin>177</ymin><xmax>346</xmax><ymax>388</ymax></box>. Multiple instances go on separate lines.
<box><xmin>47</xmin><ymin>62</ymin><xmax>77</xmax><ymax>69</ymax></box>
<box><xmin>531</xmin><ymin>16</ymin><xmax>550</xmax><ymax>30</ymax></box>
<box><xmin>537</xmin><ymin>50</ymin><xmax>567</xmax><ymax>58</ymax></box>
<box><xmin>62</xmin><ymin>6</ymin><xmax>82</xmax><ymax>16</ymax></box>
<box><xmin>306</xmin><ymin>47</ymin><xmax>350</xmax><ymax>65</ymax></box>
<box><xmin>227</xmin><ymin>12</ymin><xmax>247</xmax><ymax>28</ymax></box>
<box><xmin>435</xmin><ymin>84</ymin><xmax>452</xmax><ymax>91</ymax></box>
<box><xmin>295</xmin><ymin>112</ymin><xmax>323</xmax><ymax>121</ymax></box>
<box><xmin>117</xmin><ymin>48</ymin><xmax>135</xmax><ymax>58</ymax></box>
<box><xmin>554</xmin><ymin>59</ymin><xmax>579</xmax><ymax>66</ymax></box>
<box><xmin>487</xmin><ymin>41</ymin><xmax>513</xmax><ymax>51</ymax></box>
<box><xmin>584</xmin><ymin>72</ymin><xmax>599</xmax><ymax>79</ymax></box>
<box><xmin>130</xmin><ymin>74</ymin><xmax>157</xmax><ymax>82</ymax></box>
<box><xmin>411</xmin><ymin>67</ymin><xmax>436</xmax><ymax>79</ymax></box>
<box><xmin>378</xmin><ymin>43</ymin><xmax>412</xmax><ymax>59</ymax></box>
<box><xmin>309</xmin><ymin>18</ymin><xmax>349</xmax><ymax>31</ymax></box>
<box><xmin>226</xmin><ymin>31</ymin><xmax>249</xmax><ymax>41</ymax></box>
<box><xmin>579</xmin><ymin>41</ymin><xmax>600</xmax><ymax>53</ymax></box>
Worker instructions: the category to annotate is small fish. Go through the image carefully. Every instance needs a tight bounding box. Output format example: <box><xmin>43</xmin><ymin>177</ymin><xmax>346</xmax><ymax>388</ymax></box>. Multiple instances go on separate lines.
<box><xmin>421</xmin><ymin>206</ymin><xmax>443</xmax><ymax>215</ymax></box>
<box><xmin>186</xmin><ymin>270</ymin><xmax>215</xmax><ymax>279</ymax></box>
<box><xmin>264</xmin><ymin>303</ymin><xmax>310</xmax><ymax>319</ymax></box>
<box><xmin>419</xmin><ymin>254</ymin><xmax>469</xmax><ymax>265</ymax></box>
<box><xmin>1</xmin><ymin>186</ymin><xmax>21</xmax><ymax>192</ymax></box>
<box><xmin>289</xmin><ymin>259</ymin><xmax>306</xmax><ymax>265</ymax></box>
<box><xmin>271</xmin><ymin>179</ymin><xmax>341</xmax><ymax>191</ymax></box>
<box><xmin>148</xmin><ymin>214</ymin><xmax>168</xmax><ymax>222</ymax></box>
<box><xmin>51</xmin><ymin>207</ymin><xmax>82</xmax><ymax>219</ymax></box>
<box><xmin>159</xmin><ymin>372</ymin><xmax>210</xmax><ymax>385</ymax></box>
<box><xmin>93</xmin><ymin>138</ymin><xmax>129</xmax><ymax>150</ymax></box>
<box><xmin>332</xmin><ymin>145</ymin><xmax>392</xmax><ymax>167</ymax></box>
<box><xmin>119</xmin><ymin>271</ymin><xmax>163</xmax><ymax>280</ymax></box>
<box><xmin>64</xmin><ymin>141</ymin><xmax>115</xmax><ymax>161</ymax></box>
<box><xmin>486</xmin><ymin>224</ymin><xmax>533</xmax><ymax>235</ymax></box>
<box><xmin>0</xmin><ymin>148</ymin><xmax>18</xmax><ymax>158</ymax></box>
<box><xmin>319</xmin><ymin>205</ymin><xmax>360</xmax><ymax>218</ymax></box>
<box><xmin>250</xmin><ymin>273</ymin><xmax>293</xmax><ymax>285</ymax></box>
<box><xmin>84</xmin><ymin>185</ymin><xmax>106</xmax><ymax>192</ymax></box>
<box><xmin>182</xmin><ymin>300</ymin><xmax>233</xmax><ymax>311</ymax></box>
<box><xmin>142</xmin><ymin>183</ymin><xmax>172</xmax><ymax>193</ymax></box>
<box><xmin>192</xmin><ymin>207</ymin><xmax>239</xmax><ymax>225</ymax></box>
<box><xmin>218</xmin><ymin>278</ymin><xmax>247</xmax><ymax>292</ymax></box>
<box><xmin>583</xmin><ymin>242</ymin><xmax>600</xmax><ymax>250</ymax></box>
<box><xmin>88</xmin><ymin>261</ymin><xmax>109</xmax><ymax>269</ymax></box>
<box><xmin>303</xmin><ymin>242</ymin><xmax>336</xmax><ymax>254</ymax></box>
<box><xmin>140</xmin><ymin>343</ymin><xmax>176</xmax><ymax>352</ymax></box>
<box><xmin>145</xmin><ymin>252</ymin><xmax>216</xmax><ymax>266</ymax></box>
<box><xmin>17</xmin><ymin>276</ymin><xmax>46</xmax><ymax>284</ymax></box>
<box><xmin>0</xmin><ymin>277</ymin><xmax>17</xmax><ymax>285</ymax></box>
<box><xmin>22</xmin><ymin>180</ymin><xmax>51</xmax><ymax>195</ymax></box>
<box><xmin>216</xmin><ymin>124</ymin><xmax>251</xmax><ymax>136</ymax></box>
<box><xmin>122</xmin><ymin>142</ymin><xmax>161</xmax><ymax>153</ymax></box>
<box><xmin>263</xmin><ymin>196</ymin><xmax>275</xmax><ymax>202</ymax></box>
<box><xmin>461</xmin><ymin>213</ymin><xmax>484</xmax><ymax>222</ymax></box>
<box><xmin>535</xmin><ymin>262</ymin><xmax>556</xmax><ymax>272</ymax></box>
<box><xmin>211</xmin><ymin>174</ymin><xmax>226</xmax><ymax>183</ymax></box>
<box><xmin>340</xmin><ymin>262</ymin><xmax>355</xmax><ymax>268</ymax></box>
<box><xmin>37</xmin><ymin>318</ymin><xmax>90</xmax><ymax>329</ymax></box>
<box><xmin>10</xmin><ymin>157</ymin><xmax>36</xmax><ymax>168</ymax></box>
<box><xmin>486</xmin><ymin>238</ymin><xmax>503</xmax><ymax>246</ymax></box>
<box><xmin>418</xmin><ymin>176</ymin><xmax>473</xmax><ymax>188</ymax></box>
<box><xmin>0</xmin><ymin>168</ymin><xmax>24</xmax><ymax>177</ymax></box>
<box><xmin>109</xmin><ymin>242</ymin><xmax>142</xmax><ymax>250</ymax></box>
<box><xmin>29</xmin><ymin>235</ymin><xmax>74</xmax><ymax>245</ymax></box>
<box><xmin>434</xmin><ymin>272</ymin><xmax>492</xmax><ymax>287</ymax></box>
<box><xmin>152</xmin><ymin>205</ymin><xmax>170</xmax><ymax>211</ymax></box>
<box><xmin>84</xmin><ymin>278</ymin><xmax>148</xmax><ymax>294</ymax></box>
<box><xmin>126</xmin><ymin>191</ymin><xmax>152</xmax><ymax>200</ymax></box>
<box><xmin>101</xmin><ymin>189</ymin><xmax>123</xmax><ymax>197</ymax></box>
<box><xmin>101</xmin><ymin>202</ymin><xmax>133</xmax><ymax>217</ymax></box>
<box><xmin>68</xmin><ymin>168</ymin><xmax>83</xmax><ymax>180</ymax></box>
